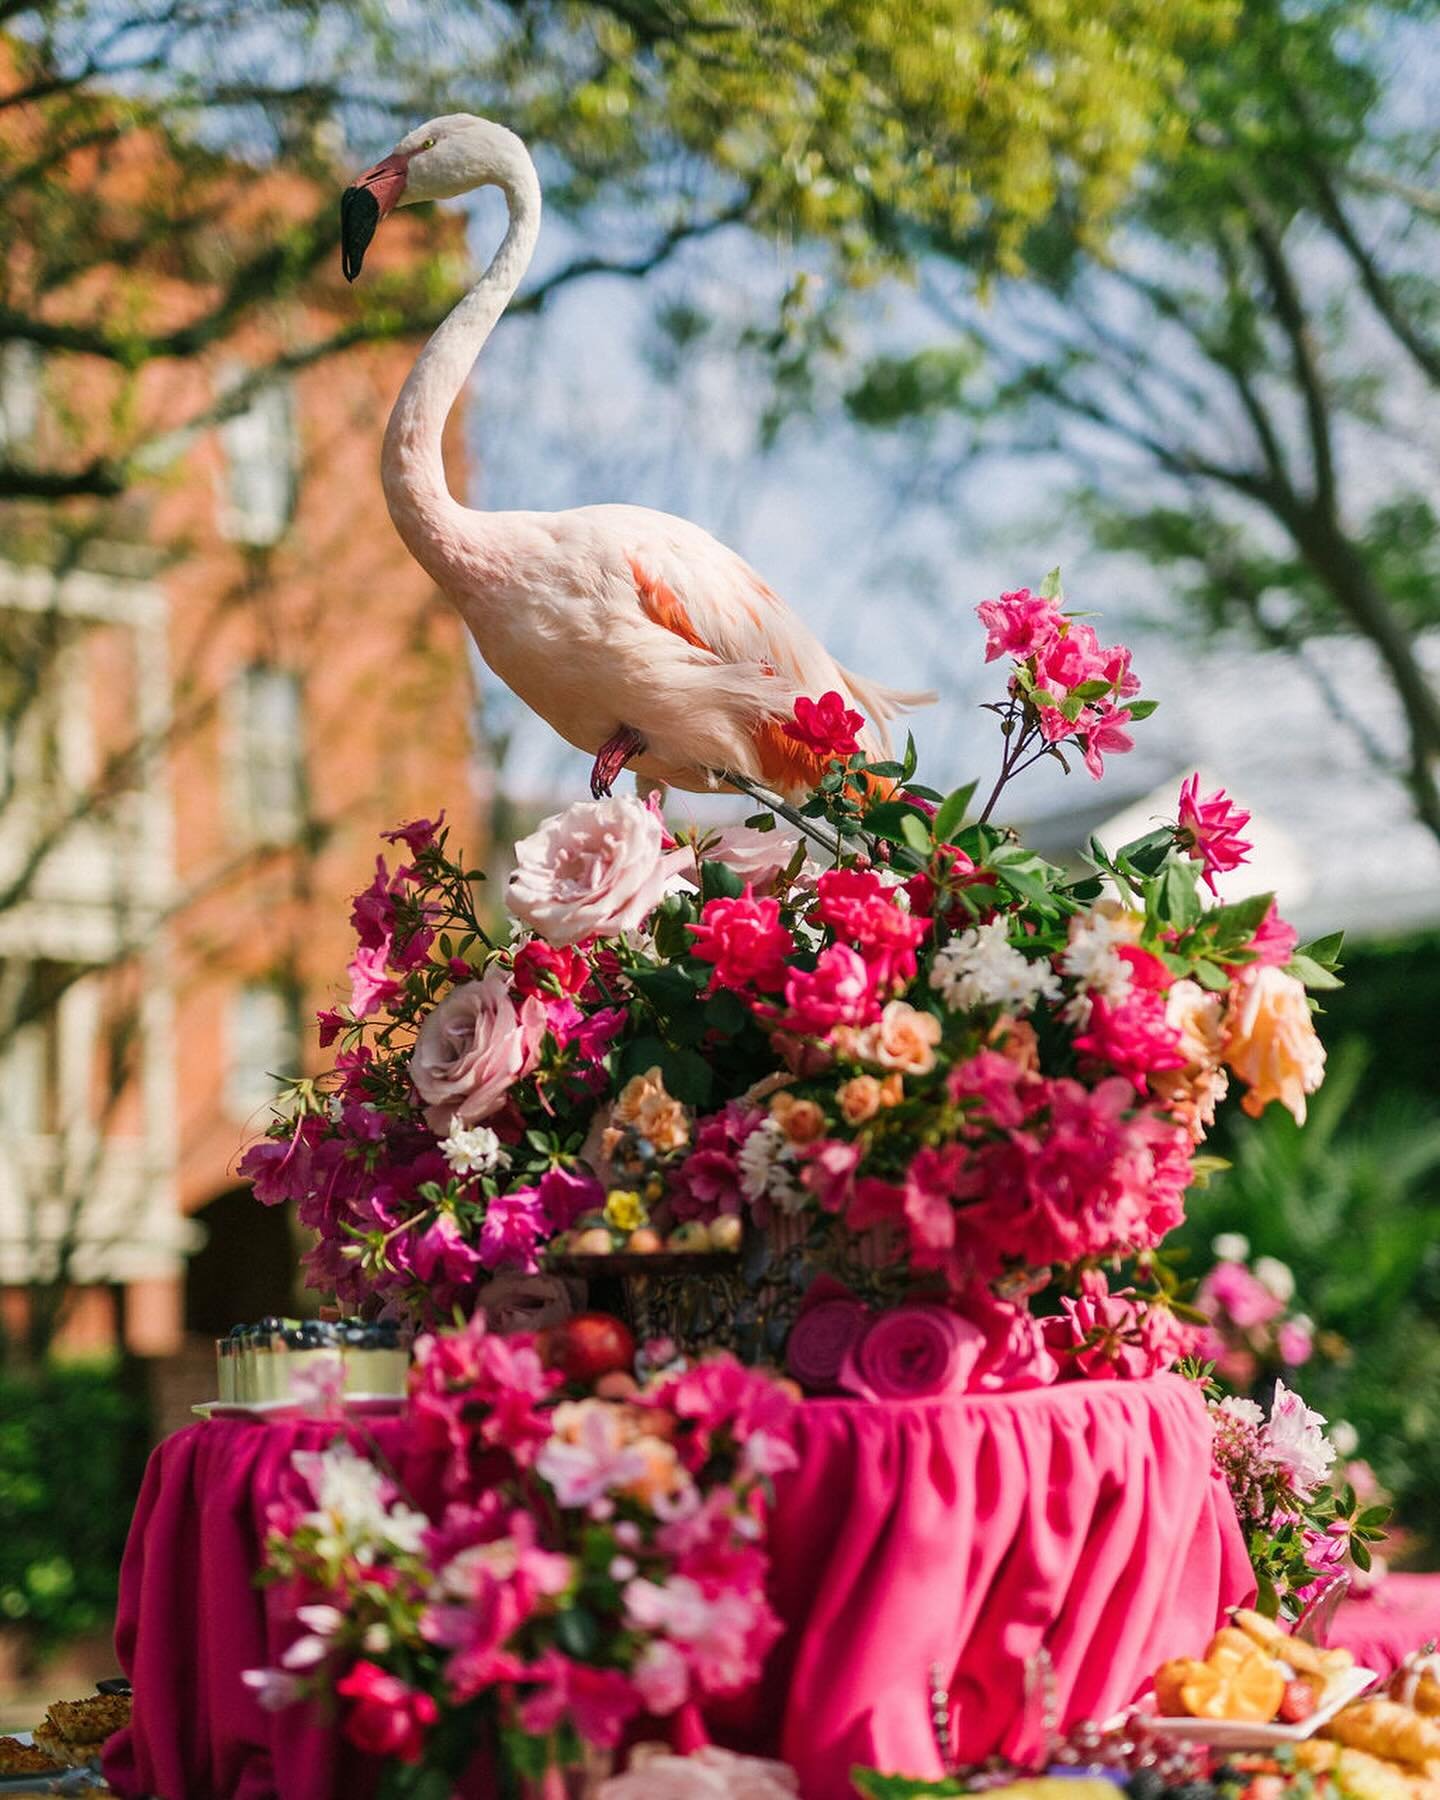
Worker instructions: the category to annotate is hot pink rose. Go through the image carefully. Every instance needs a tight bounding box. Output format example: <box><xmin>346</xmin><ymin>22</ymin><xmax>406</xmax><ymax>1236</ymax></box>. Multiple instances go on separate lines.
<box><xmin>507</xmin><ymin>795</ymin><xmax>693</xmax><ymax>947</ymax></box>
<box><xmin>335</xmin><ymin>1661</ymin><xmax>438</xmax><ymax>1764</ymax></box>
<box><xmin>689</xmin><ymin>890</ymin><xmax>794</xmax><ymax>993</ymax></box>
<box><xmin>409</xmin><ymin>971</ymin><xmax>548</xmax><ymax>1132</ymax></box>
<box><xmin>838</xmin><ymin>1305</ymin><xmax>986</xmax><ymax>1401</ymax></box>
<box><xmin>511</xmin><ymin>939</ymin><xmax>592</xmax><ymax>999</ymax></box>
<box><xmin>780</xmin><ymin>943</ymin><xmax>877</xmax><ymax>1035</ymax></box>
<box><xmin>783</xmin><ymin>691</ymin><xmax>864</xmax><ymax>758</ymax></box>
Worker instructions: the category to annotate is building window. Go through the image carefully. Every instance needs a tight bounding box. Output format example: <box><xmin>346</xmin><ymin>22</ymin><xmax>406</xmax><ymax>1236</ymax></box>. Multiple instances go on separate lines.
<box><xmin>0</xmin><ymin>342</ymin><xmax>42</xmax><ymax>456</ymax></box>
<box><xmin>225</xmin><ymin>983</ymin><xmax>300</xmax><ymax>1121</ymax></box>
<box><xmin>0</xmin><ymin>962</ymin><xmax>72</xmax><ymax>1138</ymax></box>
<box><xmin>226</xmin><ymin>663</ymin><xmax>306</xmax><ymax>843</ymax></box>
<box><xmin>216</xmin><ymin>366</ymin><xmax>298</xmax><ymax>547</ymax></box>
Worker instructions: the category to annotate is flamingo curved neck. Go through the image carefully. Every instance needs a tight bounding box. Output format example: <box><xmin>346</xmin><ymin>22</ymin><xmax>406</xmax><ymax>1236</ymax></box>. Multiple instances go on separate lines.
<box><xmin>381</xmin><ymin>159</ymin><xmax>541</xmax><ymax>584</ymax></box>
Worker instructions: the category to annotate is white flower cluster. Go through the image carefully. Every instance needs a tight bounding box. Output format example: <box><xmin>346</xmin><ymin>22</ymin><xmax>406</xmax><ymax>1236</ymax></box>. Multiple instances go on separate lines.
<box><xmin>928</xmin><ymin>918</ymin><xmax>1061</xmax><ymax>1013</ymax></box>
<box><xmin>1059</xmin><ymin>908</ymin><xmax>1138</xmax><ymax>1021</ymax></box>
<box><xmin>292</xmin><ymin>1440</ymin><xmax>429</xmax><ymax>1562</ymax></box>
<box><xmin>737</xmin><ymin>1118</ymin><xmax>807</xmax><ymax>1214</ymax></box>
<box><xmin>441</xmin><ymin>1117</ymin><xmax>510</xmax><ymax>1177</ymax></box>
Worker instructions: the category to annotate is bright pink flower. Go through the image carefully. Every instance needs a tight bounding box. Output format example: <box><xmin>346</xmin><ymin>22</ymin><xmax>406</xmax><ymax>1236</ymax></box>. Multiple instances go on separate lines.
<box><xmin>976</xmin><ymin>588</ymin><xmax>1064</xmax><ymax>663</ymax></box>
<box><xmin>632</xmin><ymin>1639</ymin><xmax>690</xmax><ymax>1714</ymax></box>
<box><xmin>335</xmin><ymin>1662</ymin><xmax>438</xmax><ymax>1764</ymax></box>
<box><xmin>689</xmin><ymin>889</ymin><xmax>794</xmax><ymax>993</ymax></box>
<box><xmin>1198</xmin><ymin>1260</ymin><xmax>1284</xmax><ymax>1331</ymax></box>
<box><xmin>518</xmin><ymin>1654</ymin><xmax>642</xmax><ymax>1749</ymax></box>
<box><xmin>1102</xmin><ymin>644</ymin><xmax>1141</xmax><ymax>698</ymax></box>
<box><xmin>1036</xmin><ymin>621</ymin><xmax>1107</xmax><ymax>694</ymax></box>
<box><xmin>1176</xmin><ymin>774</ymin><xmax>1253</xmax><ymax>892</ymax></box>
<box><xmin>1072</xmin><ymin>992</ymin><xmax>1186</xmax><ymax>1092</ymax></box>
<box><xmin>1080</xmin><ymin>702</ymin><xmax>1135</xmax><ymax>780</ymax></box>
<box><xmin>478</xmin><ymin>1188</ymin><xmax>548</xmax><ymax>1272</ymax></box>
<box><xmin>846</xmin><ymin>1175</ymin><xmax>906</xmax><ymax>1233</ymax></box>
<box><xmin>1239</xmin><ymin>903</ymin><xmax>1298</xmax><ymax>972</ymax></box>
<box><xmin>413</xmin><ymin>1211</ymin><xmax>483</xmax><ymax>1286</ymax></box>
<box><xmin>1277</xmin><ymin>1318</ymin><xmax>1314</xmax><ymax>1366</ymax></box>
<box><xmin>1116</xmin><ymin>945</ymin><xmax>1172</xmax><ymax>992</ymax></box>
<box><xmin>381</xmin><ymin>812</ymin><xmax>445</xmax><ymax>858</ymax></box>
<box><xmin>781</xmin><ymin>944</ymin><xmax>877</xmax><ymax>1035</ymax></box>
<box><xmin>902</xmin><ymin>1144</ymin><xmax>965</xmax><ymax>1265</ymax></box>
<box><xmin>1037</xmin><ymin>704</ymin><xmax>1074</xmax><ymax>744</ymax></box>
<box><xmin>347</xmin><ymin>942</ymin><xmax>402</xmax><ymax>1018</ymax></box>
<box><xmin>511</xmin><ymin>939</ymin><xmax>591</xmax><ymax>1000</ymax></box>
<box><xmin>798</xmin><ymin>1137</ymin><xmax>862</xmax><ymax>1212</ymax></box>
<box><xmin>813</xmin><ymin>869</ymin><xmax>930</xmax><ymax>991</ymax></box>
<box><xmin>668</xmin><ymin>1107</ymin><xmax>762</xmax><ymax>1221</ymax></box>
<box><xmin>783</xmin><ymin>690</ymin><xmax>865</xmax><ymax>759</ymax></box>
<box><xmin>1046</xmin><ymin>1286</ymin><xmax>1160</xmax><ymax>1381</ymax></box>
<box><xmin>350</xmin><ymin>856</ymin><xmax>400</xmax><ymax>950</ymax></box>
<box><xmin>948</xmin><ymin>1048</ymin><xmax>1036</xmax><ymax>1130</ymax></box>
<box><xmin>537</xmin><ymin>1165</ymin><xmax>605</xmax><ymax>1229</ymax></box>
<box><xmin>408</xmin><ymin>1315</ymin><xmax>560</xmax><ymax>1471</ymax></box>
<box><xmin>315</xmin><ymin>1008</ymin><xmax>347</xmax><ymax>1048</ymax></box>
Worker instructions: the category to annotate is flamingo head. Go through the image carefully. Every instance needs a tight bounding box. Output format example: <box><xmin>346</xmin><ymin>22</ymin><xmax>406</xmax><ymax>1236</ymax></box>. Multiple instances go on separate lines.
<box><xmin>341</xmin><ymin>114</ymin><xmax>534</xmax><ymax>282</ymax></box>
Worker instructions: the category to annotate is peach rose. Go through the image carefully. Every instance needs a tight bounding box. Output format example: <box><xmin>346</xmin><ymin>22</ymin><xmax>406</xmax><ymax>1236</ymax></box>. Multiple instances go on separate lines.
<box><xmin>409</xmin><ymin>970</ymin><xmax>547</xmax><ymax>1131</ymax></box>
<box><xmin>769</xmin><ymin>1091</ymin><xmax>826</xmax><ymax>1144</ymax></box>
<box><xmin>610</xmin><ymin>1066</ymin><xmax>690</xmax><ymax>1154</ymax></box>
<box><xmin>507</xmin><ymin>795</ymin><xmax>693</xmax><ymax>947</ymax></box>
<box><xmin>856</xmin><ymin>1001</ymin><xmax>941</xmax><ymax>1075</ymax></box>
<box><xmin>878</xmin><ymin>1073</ymin><xmax>904</xmax><ymax>1107</ymax></box>
<box><xmin>987</xmin><ymin>1014</ymin><xmax>1040</xmax><ymax>1072</ymax></box>
<box><xmin>837</xmin><ymin>1075</ymin><xmax>882</xmax><ymax>1125</ymax></box>
<box><xmin>1224</xmin><ymin>966</ymin><xmax>1326</xmax><ymax>1124</ymax></box>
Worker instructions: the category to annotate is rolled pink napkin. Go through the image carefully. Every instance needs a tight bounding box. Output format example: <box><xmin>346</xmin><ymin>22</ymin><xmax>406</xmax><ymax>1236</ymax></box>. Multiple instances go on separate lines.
<box><xmin>785</xmin><ymin>1296</ymin><xmax>871</xmax><ymax>1393</ymax></box>
<box><xmin>837</xmin><ymin>1304</ymin><xmax>986</xmax><ymax>1401</ymax></box>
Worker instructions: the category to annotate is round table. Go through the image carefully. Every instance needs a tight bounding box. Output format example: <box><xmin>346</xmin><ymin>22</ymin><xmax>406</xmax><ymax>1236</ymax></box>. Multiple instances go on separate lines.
<box><xmin>103</xmin><ymin>1374</ymin><xmax>1253</xmax><ymax>1800</ymax></box>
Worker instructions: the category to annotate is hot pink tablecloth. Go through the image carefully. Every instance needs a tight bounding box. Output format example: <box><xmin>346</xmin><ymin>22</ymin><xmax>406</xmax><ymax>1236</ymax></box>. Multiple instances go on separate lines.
<box><xmin>1330</xmin><ymin>1573</ymin><xmax>1440</xmax><ymax>1674</ymax></box>
<box><xmin>104</xmin><ymin>1374</ymin><xmax>1253</xmax><ymax>1800</ymax></box>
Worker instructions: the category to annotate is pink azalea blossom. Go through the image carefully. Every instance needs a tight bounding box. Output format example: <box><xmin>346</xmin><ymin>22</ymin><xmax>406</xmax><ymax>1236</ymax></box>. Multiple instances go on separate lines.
<box><xmin>1240</xmin><ymin>903</ymin><xmax>1299</xmax><ymax>972</ymax></box>
<box><xmin>347</xmin><ymin>941</ymin><xmax>403</xmax><ymax>1018</ymax></box>
<box><xmin>1277</xmin><ymin>1318</ymin><xmax>1314</xmax><ymax>1366</ymax></box>
<box><xmin>689</xmin><ymin>890</ymin><xmax>795</xmax><ymax>993</ymax></box>
<box><xmin>413</xmin><ymin>1211</ymin><xmax>484</xmax><ymax>1286</ymax></box>
<box><xmin>1265</xmin><ymin>1380</ymin><xmax>1336</xmax><ymax>1500</ymax></box>
<box><xmin>668</xmin><ymin>1107</ymin><xmax>763</xmax><ymax>1221</ymax></box>
<box><xmin>1197</xmin><ymin>1259</ymin><xmax>1284</xmax><ymax>1331</ymax></box>
<box><xmin>1036</xmin><ymin>621</ymin><xmax>1108</xmax><ymax>695</ymax></box>
<box><xmin>814</xmin><ymin>870</ymin><xmax>931</xmax><ymax>991</ymax></box>
<box><xmin>517</xmin><ymin>1653</ymin><xmax>642</xmax><ymax>1749</ymax></box>
<box><xmin>631</xmin><ymin>1639</ymin><xmax>691</xmax><ymax>1714</ymax></box>
<box><xmin>975</xmin><ymin>588</ymin><xmax>1063</xmax><ymax>663</ymax></box>
<box><xmin>1080</xmin><ymin>702</ymin><xmax>1135</xmax><ymax>780</ymax></box>
<box><xmin>335</xmin><ymin>1661</ymin><xmax>438</xmax><ymax>1764</ymax></box>
<box><xmin>623</xmin><ymin>1575</ymin><xmax>773</xmax><ymax>1694</ymax></box>
<box><xmin>783</xmin><ymin>691</ymin><xmax>865</xmax><ymax>759</ymax></box>
<box><xmin>1046</xmin><ymin>1285</ymin><xmax>1161</xmax><ymax>1381</ymax></box>
<box><xmin>1176</xmin><ymin>774</ymin><xmax>1253</xmax><ymax>892</ymax></box>
<box><xmin>798</xmin><ymin>1137</ymin><xmax>862</xmax><ymax>1213</ymax></box>
<box><xmin>478</xmin><ymin>1188</ymin><xmax>548</xmax><ymax>1273</ymax></box>
<box><xmin>535</xmin><ymin>1402</ymin><xmax>657</xmax><ymax>1507</ymax></box>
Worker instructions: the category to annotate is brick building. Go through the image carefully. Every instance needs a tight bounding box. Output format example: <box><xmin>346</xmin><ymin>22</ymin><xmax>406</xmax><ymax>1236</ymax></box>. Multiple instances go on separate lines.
<box><xmin>0</xmin><ymin>110</ymin><xmax>477</xmax><ymax>1369</ymax></box>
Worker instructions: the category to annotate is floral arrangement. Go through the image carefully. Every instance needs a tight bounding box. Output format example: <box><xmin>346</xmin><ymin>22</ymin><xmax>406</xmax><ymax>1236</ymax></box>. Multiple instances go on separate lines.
<box><xmin>241</xmin><ymin>575</ymin><xmax>1339</xmax><ymax>1378</ymax></box>
<box><xmin>1202</xmin><ymin>1376</ymin><xmax>1388</xmax><ymax>1615</ymax></box>
<box><xmin>246</xmin><ymin>1312</ymin><xmax>797</xmax><ymax>1794</ymax></box>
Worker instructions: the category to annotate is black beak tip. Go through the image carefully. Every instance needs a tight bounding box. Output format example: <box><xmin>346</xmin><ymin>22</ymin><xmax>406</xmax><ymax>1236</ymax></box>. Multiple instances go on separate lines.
<box><xmin>340</xmin><ymin>184</ymin><xmax>380</xmax><ymax>283</ymax></box>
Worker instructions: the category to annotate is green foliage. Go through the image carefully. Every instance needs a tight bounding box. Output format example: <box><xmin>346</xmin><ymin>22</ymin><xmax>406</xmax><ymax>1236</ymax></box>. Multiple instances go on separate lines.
<box><xmin>1178</xmin><ymin>1040</ymin><xmax>1440</xmax><ymax>1534</ymax></box>
<box><xmin>0</xmin><ymin>1361</ymin><xmax>148</xmax><ymax>1654</ymax></box>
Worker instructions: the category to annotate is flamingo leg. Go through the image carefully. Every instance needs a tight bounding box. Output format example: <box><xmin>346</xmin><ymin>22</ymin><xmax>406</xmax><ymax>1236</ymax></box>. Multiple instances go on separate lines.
<box><xmin>590</xmin><ymin>725</ymin><xmax>647</xmax><ymax>798</ymax></box>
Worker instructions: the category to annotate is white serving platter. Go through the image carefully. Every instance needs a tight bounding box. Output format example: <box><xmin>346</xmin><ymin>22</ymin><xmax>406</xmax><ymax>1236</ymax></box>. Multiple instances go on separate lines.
<box><xmin>1139</xmin><ymin>1663</ymin><xmax>1378</xmax><ymax>1749</ymax></box>
<box><xmin>0</xmin><ymin>1732</ymin><xmax>106</xmax><ymax>1794</ymax></box>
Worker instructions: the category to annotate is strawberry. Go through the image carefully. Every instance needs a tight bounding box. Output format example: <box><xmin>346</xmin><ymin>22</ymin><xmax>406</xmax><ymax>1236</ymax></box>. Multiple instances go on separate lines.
<box><xmin>1278</xmin><ymin>1678</ymin><xmax>1319</xmax><ymax>1724</ymax></box>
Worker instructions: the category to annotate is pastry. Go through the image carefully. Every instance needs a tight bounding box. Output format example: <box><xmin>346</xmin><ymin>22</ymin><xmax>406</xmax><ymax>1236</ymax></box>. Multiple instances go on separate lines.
<box><xmin>1323</xmin><ymin>1698</ymin><xmax>1440</xmax><ymax>1769</ymax></box>
<box><xmin>45</xmin><ymin>1692</ymin><xmax>131</xmax><ymax>1745</ymax></box>
<box><xmin>0</xmin><ymin>1735</ymin><xmax>64</xmax><ymax>1774</ymax></box>
<box><xmin>1295</xmin><ymin>1740</ymin><xmax>1416</xmax><ymax>1800</ymax></box>
<box><xmin>1392</xmin><ymin>1653</ymin><xmax>1440</xmax><ymax>1719</ymax></box>
<box><xmin>1179</xmin><ymin>1650</ymin><xmax>1286</xmax><ymax>1723</ymax></box>
<box><xmin>1231</xmin><ymin>1606</ymin><xmax>1328</xmax><ymax>1679</ymax></box>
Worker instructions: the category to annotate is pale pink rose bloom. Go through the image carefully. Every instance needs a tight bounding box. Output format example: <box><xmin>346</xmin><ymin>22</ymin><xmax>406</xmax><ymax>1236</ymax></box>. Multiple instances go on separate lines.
<box><xmin>409</xmin><ymin>970</ymin><xmax>547</xmax><ymax>1132</ymax></box>
<box><xmin>1224</xmin><ymin>966</ymin><xmax>1327</xmax><ymax>1124</ymax></box>
<box><xmin>631</xmin><ymin>1639</ymin><xmax>690</xmax><ymax>1714</ymax></box>
<box><xmin>600</xmin><ymin>1745</ymin><xmax>799</xmax><ymax>1799</ymax></box>
<box><xmin>508</xmin><ymin>795</ymin><xmax>694</xmax><ymax>947</ymax></box>
<box><xmin>1265</xmin><ymin>1379</ymin><xmax>1336</xmax><ymax>1499</ymax></box>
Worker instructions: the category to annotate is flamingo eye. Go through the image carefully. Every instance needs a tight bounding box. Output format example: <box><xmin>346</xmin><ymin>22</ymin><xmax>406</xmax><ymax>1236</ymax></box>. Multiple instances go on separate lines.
<box><xmin>421</xmin><ymin>137</ymin><xmax>437</xmax><ymax>150</ymax></box>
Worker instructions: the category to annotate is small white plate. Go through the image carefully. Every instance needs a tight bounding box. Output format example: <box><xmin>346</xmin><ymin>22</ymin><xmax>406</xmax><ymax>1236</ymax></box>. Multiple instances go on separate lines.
<box><xmin>192</xmin><ymin>1395</ymin><xmax>406</xmax><ymax>1420</ymax></box>
<box><xmin>1140</xmin><ymin>1664</ymin><xmax>1378</xmax><ymax>1748</ymax></box>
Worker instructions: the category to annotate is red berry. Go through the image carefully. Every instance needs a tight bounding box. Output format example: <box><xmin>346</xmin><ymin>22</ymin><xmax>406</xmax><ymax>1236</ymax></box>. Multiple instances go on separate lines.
<box><xmin>1278</xmin><ymin>1679</ymin><xmax>1318</xmax><ymax>1724</ymax></box>
<box><xmin>544</xmin><ymin>1312</ymin><xmax>636</xmax><ymax>1384</ymax></box>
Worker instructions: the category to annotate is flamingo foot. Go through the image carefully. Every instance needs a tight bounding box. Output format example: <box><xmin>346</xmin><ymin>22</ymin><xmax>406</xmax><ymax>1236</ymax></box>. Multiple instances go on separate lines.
<box><xmin>590</xmin><ymin>726</ymin><xmax>647</xmax><ymax>798</ymax></box>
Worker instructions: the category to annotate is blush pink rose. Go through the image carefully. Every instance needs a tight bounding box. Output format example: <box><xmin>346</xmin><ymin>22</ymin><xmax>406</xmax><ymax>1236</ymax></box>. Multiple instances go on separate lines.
<box><xmin>700</xmin><ymin>823</ymin><xmax>806</xmax><ymax>895</ymax></box>
<box><xmin>409</xmin><ymin>970</ymin><xmax>547</xmax><ymax>1132</ymax></box>
<box><xmin>507</xmin><ymin>795</ymin><xmax>694</xmax><ymax>947</ymax></box>
<box><xmin>838</xmin><ymin>1305</ymin><xmax>986</xmax><ymax>1401</ymax></box>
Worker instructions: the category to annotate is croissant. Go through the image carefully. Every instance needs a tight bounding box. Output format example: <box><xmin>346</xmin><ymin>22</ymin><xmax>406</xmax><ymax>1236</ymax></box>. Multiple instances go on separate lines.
<box><xmin>1391</xmin><ymin>1654</ymin><xmax>1440</xmax><ymax>1718</ymax></box>
<box><xmin>1324</xmin><ymin>1700</ymin><xmax>1440</xmax><ymax>1770</ymax></box>
<box><xmin>1232</xmin><ymin>1607</ymin><xmax>1327</xmax><ymax>1678</ymax></box>
<box><xmin>1294</xmin><ymin>1742</ymin><xmax>1414</xmax><ymax>1800</ymax></box>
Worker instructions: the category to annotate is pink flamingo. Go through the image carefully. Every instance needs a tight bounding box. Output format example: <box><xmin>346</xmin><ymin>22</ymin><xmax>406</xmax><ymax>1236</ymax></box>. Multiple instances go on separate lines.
<box><xmin>342</xmin><ymin>114</ymin><xmax>932</xmax><ymax>801</ymax></box>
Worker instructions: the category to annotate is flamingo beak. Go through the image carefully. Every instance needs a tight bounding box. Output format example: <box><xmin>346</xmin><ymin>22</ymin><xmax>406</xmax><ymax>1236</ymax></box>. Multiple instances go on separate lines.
<box><xmin>340</xmin><ymin>153</ymin><xmax>408</xmax><ymax>282</ymax></box>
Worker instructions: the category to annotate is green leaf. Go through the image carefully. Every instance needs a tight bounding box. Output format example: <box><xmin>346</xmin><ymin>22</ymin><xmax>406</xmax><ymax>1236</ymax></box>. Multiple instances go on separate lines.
<box><xmin>1038</xmin><ymin>566</ymin><xmax>1063</xmax><ymax>601</ymax></box>
<box><xmin>1204</xmin><ymin>892</ymin><xmax>1275</xmax><ymax>946</ymax></box>
<box><xmin>555</xmin><ymin>1608</ymin><xmax>599</xmax><ymax>1657</ymax></box>
<box><xmin>704</xmin><ymin>989</ymin><xmax>752</xmax><ymax>1038</ymax></box>
<box><xmin>661</xmin><ymin>1047</ymin><xmax>714</xmax><ymax>1106</ymax></box>
<box><xmin>1298</xmin><ymin>931</ymin><xmax>1346</xmax><ymax>969</ymax></box>
<box><xmin>1072</xmin><ymin>678</ymin><xmax>1113</xmax><ymax>701</ymax></box>
<box><xmin>1350</xmin><ymin>1539</ymin><xmax>1372</xmax><ymax>1573</ymax></box>
<box><xmin>1127</xmin><ymin>698</ymin><xmax>1160</xmax><ymax>720</ymax></box>
<box><xmin>700</xmin><ymin>859</ymin><xmax>745</xmax><ymax>902</ymax></box>
<box><xmin>899</xmin><ymin>811</ymin><xmax>933</xmax><ymax>856</ymax></box>
<box><xmin>630</xmin><ymin>964</ymin><xmax>703</xmax><ymax>1013</ymax></box>
<box><xmin>1286</xmin><ymin>953</ymin><xmax>1345</xmax><ymax>991</ymax></box>
<box><xmin>850</xmin><ymin>1770</ymin><xmax>969</xmax><ymax>1799</ymax></box>
<box><xmin>1191</xmin><ymin>959</ymin><xmax>1230</xmax><ymax>992</ymax></box>
<box><xmin>618</xmin><ymin>1036</ymin><xmax>668</xmax><ymax>1083</ymax></box>
<box><xmin>1157</xmin><ymin>854</ymin><xmax>1203</xmax><ymax>930</ymax></box>
<box><xmin>932</xmin><ymin>781</ymin><xmax>977</xmax><ymax>843</ymax></box>
<box><xmin>901</xmin><ymin>730</ymin><xmax>918</xmax><ymax>780</ymax></box>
